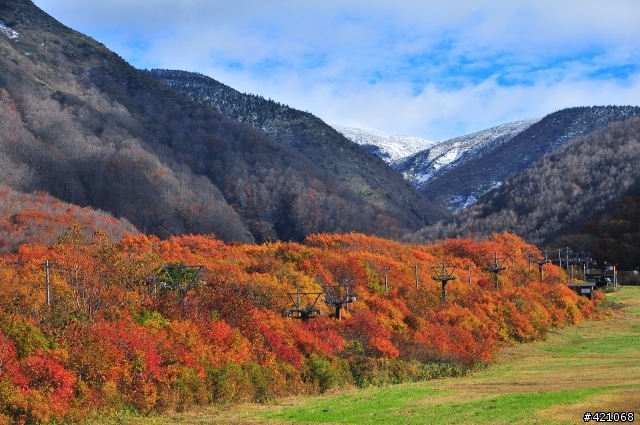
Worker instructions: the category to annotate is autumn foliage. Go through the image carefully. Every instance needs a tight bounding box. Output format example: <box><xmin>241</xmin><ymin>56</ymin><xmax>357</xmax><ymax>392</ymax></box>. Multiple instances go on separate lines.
<box><xmin>0</xmin><ymin>228</ymin><xmax>599</xmax><ymax>423</ymax></box>
<box><xmin>0</xmin><ymin>186</ymin><xmax>137</xmax><ymax>254</ymax></box>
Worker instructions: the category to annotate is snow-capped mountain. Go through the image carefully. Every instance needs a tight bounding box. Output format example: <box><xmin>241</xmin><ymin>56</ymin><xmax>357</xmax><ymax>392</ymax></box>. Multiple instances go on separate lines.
<box><xmin>332</xmin><ymin>125</ymin><xmax>436</xmax><ymax>163</ymax></box>
<box><xmin>394</xmin><ymin>118</ymin><xmax>540</xmax><ymax>188</ymax></box>
<box><xmin>415</xmin><ymin>106</ymin><xmax>640</xmax><ymax>213</ymax></box>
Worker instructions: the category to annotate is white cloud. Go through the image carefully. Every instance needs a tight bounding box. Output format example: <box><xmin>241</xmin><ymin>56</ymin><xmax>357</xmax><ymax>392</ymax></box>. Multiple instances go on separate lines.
<box><xmin>290</xmin><ymin>75</ymin><xmax>640</xmax><ymax>140</ymax></box>
<box><xmin>31</xmin><ymin>0</ymin><xmax>640</xmax><ymax>140</ymax></box>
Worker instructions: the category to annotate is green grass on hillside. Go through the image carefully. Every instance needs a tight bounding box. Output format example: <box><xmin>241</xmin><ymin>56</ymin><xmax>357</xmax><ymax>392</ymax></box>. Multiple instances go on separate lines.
<box><xmin>262</xmin><ymin>387</ymin><xmax>632</xmax><ymax>425</ymax></box>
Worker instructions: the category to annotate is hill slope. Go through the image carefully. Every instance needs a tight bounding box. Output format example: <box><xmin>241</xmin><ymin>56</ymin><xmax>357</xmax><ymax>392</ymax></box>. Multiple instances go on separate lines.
<box><xmin>410</xmin><ymin>117</ymin><xmax>640</xmax><ymax>250</ymax></box>
<box><xmin>0</xmin><ymin>185</ymin><xmax>137</xmax><ymax>252</ymax></box>
<box><xmin>0</xmin><ymin>230</ymin><xmax>596</xmax><ymax>423</ymax></box>
<box><xmin>146</xmin><ymin>69</ymin><xmax>449</xmax><ymax>227</ymax></box>
<box><xmin>416</xmin><ymin>107</ymin><xmax>640</xmax><ymax>212</ymax></box>
<box><xmin>395</xmin><ymin>118</ymin><xmax>540</xmax><ymax>211</ymax></box>
<box><xmin>0</xmin><ymin>0</ymin><xmax>445</xmax><ymax>243</ymax></box>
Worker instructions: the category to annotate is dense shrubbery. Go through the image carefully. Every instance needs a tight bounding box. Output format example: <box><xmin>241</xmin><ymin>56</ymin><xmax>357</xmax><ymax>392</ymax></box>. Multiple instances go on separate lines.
<box><xmin>0</xmin><ymin>186</ymin><xmax>137</xmax><ymax>253</ymax></box>
<box><xmin>0</xmin><ymin>228</ymin><xmax>601</xmax><ymax>423</ymax></box>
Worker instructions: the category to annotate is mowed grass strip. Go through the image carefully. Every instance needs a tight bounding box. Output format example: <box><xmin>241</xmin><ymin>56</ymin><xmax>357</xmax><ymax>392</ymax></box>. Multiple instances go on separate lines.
<box><xmin>262</xmin><ymin>387</ymin><xmax>633</xmax><ymax>425</ymax></box>
<box><xmin>125</xmin><ymin>287</ymin><xmax>640</xmax><ymax>425</ymax></box>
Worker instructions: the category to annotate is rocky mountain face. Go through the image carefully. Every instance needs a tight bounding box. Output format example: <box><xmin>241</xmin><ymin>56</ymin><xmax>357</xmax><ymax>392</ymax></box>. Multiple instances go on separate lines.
<box><xmin>331</xmin><ymin>125</ymin><xmax>435</xmax><ymax>163</ymax></box>
<box><xmin>0</xmin><ymin>0</ymin><xmax>448</xmax><ymax>245</ymax></box>
<box><xmin>413</xmin><ymin>106</ymin><xmax>640</xmax><ymax>212</ymax></box>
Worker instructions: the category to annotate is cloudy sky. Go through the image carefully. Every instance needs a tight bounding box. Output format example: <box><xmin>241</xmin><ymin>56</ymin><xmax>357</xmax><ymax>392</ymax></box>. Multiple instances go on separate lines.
<box><xmin>32</xmin><ymin>0</ymin><xmax>640</xmax><ymax>141</ymax></box>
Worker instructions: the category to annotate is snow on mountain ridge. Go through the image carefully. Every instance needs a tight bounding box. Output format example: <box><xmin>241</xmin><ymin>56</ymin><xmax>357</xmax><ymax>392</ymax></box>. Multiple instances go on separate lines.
<box><xmin>333</xmin><ymin>125</ymin><xmax>436</xmax><ymax>163</ymax></box>
<box><xmin>396</xmin><ymin>118</ymin><xmax>541</xmax><ymax>189</ymax></box>
<box><xmin>332</xmin><ymin>119</ymin><xmax>540</xmax><ymax>213</ymax></box>
<box><xmin>0</xmin><ymin>22</ymin><xmax>19</xmax><ymax>39</ymax></box>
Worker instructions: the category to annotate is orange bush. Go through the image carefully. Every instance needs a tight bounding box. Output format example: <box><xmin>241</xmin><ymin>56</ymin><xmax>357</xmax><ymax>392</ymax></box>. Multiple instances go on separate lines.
<box><xmin>0</xmin><ymin>229</ymin><xmax>605</xmax><ymax>422</ymax></box>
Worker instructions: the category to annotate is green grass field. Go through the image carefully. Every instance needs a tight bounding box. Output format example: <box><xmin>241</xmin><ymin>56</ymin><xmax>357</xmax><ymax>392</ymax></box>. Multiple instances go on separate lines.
<box><xmin>126</xmin><ymin>287</ymin><xmax>640</xmax><ymax>425</ymax></box>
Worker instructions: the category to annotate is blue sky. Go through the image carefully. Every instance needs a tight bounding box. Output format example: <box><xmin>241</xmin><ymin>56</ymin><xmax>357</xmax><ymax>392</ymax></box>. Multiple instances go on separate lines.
<box><xmin>32</xmin><ymin>0</ymin><xmax>640</xmax><ymax>141</ymax></box>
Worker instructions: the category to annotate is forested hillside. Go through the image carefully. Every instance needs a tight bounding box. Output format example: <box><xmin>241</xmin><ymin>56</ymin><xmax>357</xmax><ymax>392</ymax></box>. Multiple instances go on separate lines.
<box><xmin>146</xmin><ymin>69</ymin><xmax>449</xmax><ymax>227</ymax></box>
<box><xmin>0</xmin><ymin>186</ymin><xmax>137</xmax><ymax>252</ymax></box>
<box><xmin>411</xmin><ymin>118</ymin><xmax>640</xmax><ymax>263</ymax></box>
<box><xmin>417</xmin><ymin>106</ymin><xmax>640</xmax><ymax>211</ymax></box>
<box><xmin>552</xmin><ymin>193</ymin><xmax>640</xmax><ymax>271</ymax></box>
<box><xmin>0</xmin><ymin>0</ymin><xmax>444</xmax><ymax>244</ymax></box>
<box><xmin>0</xmin><ymin>229</ymin><xmax>598</xmax><ymax>423</ymax></box>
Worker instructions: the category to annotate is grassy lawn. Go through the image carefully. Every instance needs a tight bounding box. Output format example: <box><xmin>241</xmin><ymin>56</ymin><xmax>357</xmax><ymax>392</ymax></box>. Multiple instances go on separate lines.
<box><xmin>124</xmin><ymin>287</ymin><xmax>640</xmax><ymax>425</ymax></box>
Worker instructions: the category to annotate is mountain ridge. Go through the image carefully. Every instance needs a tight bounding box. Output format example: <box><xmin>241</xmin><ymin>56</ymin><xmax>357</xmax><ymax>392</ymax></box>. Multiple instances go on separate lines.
<box><xmin>394</xmin><ymin>118</ymin><xmax>540</xmax><ymax>210</ymax></box>
<box><xmin>410</xmin><ymin>116</ymin><xmax>640</xmax><ymax>250</ymax></box>
<box><xmin>0</xmin><ymin>1</ymin><xmax>448</xmax><ymax>245</ymax></box>
<box><xmin>145</xmin><ymin>69</ymin><xmax>450</xmax><ymax>226</ymax></box>
<box><xmin>415</xmin><ymin>106</ymin><xmax>640</xmax><ymax>212</ymax></box>
<box><xmin>331</xmin><ymin>125</ymin><xmax>436</xmax><ymax>163</ymax></box>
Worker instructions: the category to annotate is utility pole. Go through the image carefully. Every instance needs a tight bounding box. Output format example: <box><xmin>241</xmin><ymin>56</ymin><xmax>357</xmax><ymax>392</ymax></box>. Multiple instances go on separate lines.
<box><xmin>485</xmin><ymin>252</ymin><xmax>508</xmax><ymax>290</ymax></box>
<box><xmin>4</xmin><ymin>260</ymin><xmax>59</xmax><ymax>308</ymax></box>
<box><xmin>412</xmin><ymin>265</ymin><xmax>421</xmax><ymax>290</ymax></box>
<box><xmin>557</xmin><ymin>248</ymin><xmax>563</xmax><ymax>269</ymax></box>
<box><xmin>537</xmin><ymin>251</ymin><xmax>550</xmax><ymax>282</ymax></box>
<box><xmin>431</xmin><ymin>262</ymin><xmax>458</xmax><ymax>302</ymax></box>
<box><xmin>44</xmin><ymin>260</ymin><xmax>50</xmax><ymax>306</ymax></box>
<box><xmin>572</xmin><ymin>251</ymin><xmax>593</xmax><ymax>281</ymax></box>
<box><xmin>382</xmin><ymin>267</ymin><xmax>390</xmax><ymax>294</ymax></box>
<box><xmin>526</xmin><ymin>250</ymin><xmax>537</xmax><ymax>271</ymax></box>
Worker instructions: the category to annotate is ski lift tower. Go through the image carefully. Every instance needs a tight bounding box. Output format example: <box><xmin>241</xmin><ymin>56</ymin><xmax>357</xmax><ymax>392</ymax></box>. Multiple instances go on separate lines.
<box><xmin>485</xmin><ymin>252</ymin><xmax>508</xmax><ymax>290</ymax></box>
<box><xmin>573</xmin><ymin>251</ymin><xmax>594</xmax><ymax>280</ymax></box>
<box><xmin>537</xmin><ymin>250</ymin><xmax>551</xmax><ymax>281</ymax></box>
<box><xmin>285</xmin><ymin>286</ymin><xmax>323</xmax><ymax>322</ymax></box>
<box><xmin>431</xmin><ymin>262</ymin><xmax>458</xmax><ymax>302</ymax></box>
<box><xmin>322</xmin><ymin>279</ymin><xmax>356</xmax><ymax>320</ymax></box>
<box><xmin>160</xmin><ymin>264</ymin><xmax>205</xmax><ymax>301</ymax></box>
